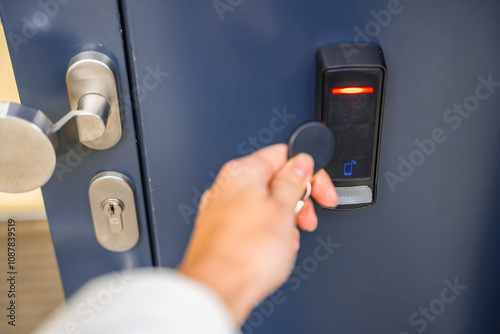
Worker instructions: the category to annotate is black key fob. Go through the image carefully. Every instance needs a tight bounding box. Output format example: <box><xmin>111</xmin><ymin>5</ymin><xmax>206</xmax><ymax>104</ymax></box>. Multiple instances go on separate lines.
<box><xmin>288</xmin><ymin>121</ymin><xmax>335</xmax><ymax>174</ymax></box>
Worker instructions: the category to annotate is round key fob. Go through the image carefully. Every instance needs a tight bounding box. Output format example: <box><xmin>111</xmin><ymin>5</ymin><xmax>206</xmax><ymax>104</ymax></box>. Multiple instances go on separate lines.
<box><xmin>288</xmin><ymin>121</ymin><xmax>335</xmax><ymax>174</ymax></box>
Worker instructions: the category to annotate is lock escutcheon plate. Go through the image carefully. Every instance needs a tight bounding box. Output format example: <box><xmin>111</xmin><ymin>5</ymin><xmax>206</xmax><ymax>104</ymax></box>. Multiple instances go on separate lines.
<box><xmin>88</xmin><ymin>171</ymin><xmax>139</xmax><ymax>252</ymax></box>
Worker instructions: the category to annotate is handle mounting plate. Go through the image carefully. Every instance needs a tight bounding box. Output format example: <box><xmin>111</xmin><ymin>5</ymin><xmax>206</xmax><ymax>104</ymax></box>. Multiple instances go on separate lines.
<box><xmin>67</xmin><ymin>51</ymin><xmax>122</xmax><ymax>150</ymax></box>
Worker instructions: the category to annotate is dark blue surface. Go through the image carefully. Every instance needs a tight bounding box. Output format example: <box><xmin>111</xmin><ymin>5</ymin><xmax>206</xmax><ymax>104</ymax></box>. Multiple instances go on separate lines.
<box><xmin>121</xmin><ymin>0</ymin><xmax>500</xmax><ymax>333</ymax></box>
<box><xmin>0</xmin><ymin>0</ymin><xmax>153</xmax><ymax>296</ymax></box>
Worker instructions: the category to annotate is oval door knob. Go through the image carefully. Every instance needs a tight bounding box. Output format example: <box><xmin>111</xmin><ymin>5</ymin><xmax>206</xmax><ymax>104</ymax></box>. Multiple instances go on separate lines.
<box><xmin>0</xmin><ymin>103</ymin><xmax>57</xmax><ymax>193</ymax></box>
<box><xmin>0</xmin><ymin>51</ymin><xmax>122</xmax><ymax>193</ymax></box>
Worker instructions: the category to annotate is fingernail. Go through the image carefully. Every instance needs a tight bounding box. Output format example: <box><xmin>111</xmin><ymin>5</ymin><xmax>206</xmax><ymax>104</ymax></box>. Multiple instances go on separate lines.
<box><xmin>291</xmin><ymin>154</ymin><xmax>314</xmax><ymax>179</ymax></box>
<box><xmin>307</xmin><ymin>224</ymin><xmax>317</xmax><ymax>232</ymax></box>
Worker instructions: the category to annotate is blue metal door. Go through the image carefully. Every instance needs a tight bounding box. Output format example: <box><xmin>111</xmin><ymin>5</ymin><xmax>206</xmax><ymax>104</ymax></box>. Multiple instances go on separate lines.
<box><xmin>0</xmin><ymin>1</ymin><xmax>153</xmax><ymax>296</ymax></box>
<box><xmin>2</xmin><ymin>0</ymin><xmax>500</xmax><ymax>333</ymax></box>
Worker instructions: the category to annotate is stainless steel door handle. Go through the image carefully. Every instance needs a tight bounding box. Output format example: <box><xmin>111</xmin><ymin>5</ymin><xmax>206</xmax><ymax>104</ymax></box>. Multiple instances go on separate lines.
<box><xmin>0</xmin><ymin>51</ymin><xmax>122</xmax><ymax>193</ymax></box>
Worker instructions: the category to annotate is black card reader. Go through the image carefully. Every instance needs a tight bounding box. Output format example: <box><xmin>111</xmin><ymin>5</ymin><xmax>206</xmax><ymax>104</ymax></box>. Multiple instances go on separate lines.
<box><xmin>315</xmin><ymin>44</ymin><xmax>386</xmax><ymax>210</ymax></box>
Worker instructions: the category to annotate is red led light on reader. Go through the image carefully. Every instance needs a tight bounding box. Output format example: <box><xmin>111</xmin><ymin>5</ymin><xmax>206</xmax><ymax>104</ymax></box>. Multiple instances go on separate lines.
<box><xmin>331</xmin><ymin>87</ymin><xmax>374</xmax><ymax>95</ymax></box>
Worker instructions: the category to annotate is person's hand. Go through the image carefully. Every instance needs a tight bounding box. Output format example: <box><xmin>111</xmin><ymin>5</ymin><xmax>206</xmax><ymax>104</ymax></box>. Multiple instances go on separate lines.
<box><xmin>178</xmin><ymin>144</ymin><xmax>337</xmax><ymax>324</ymax></box>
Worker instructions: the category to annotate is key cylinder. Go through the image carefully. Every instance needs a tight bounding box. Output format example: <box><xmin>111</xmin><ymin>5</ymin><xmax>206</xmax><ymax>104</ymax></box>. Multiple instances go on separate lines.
<box><xmin>102</xmin><ymin>198</ymin><xmax>125</xmax><ymax>234</ymax></box>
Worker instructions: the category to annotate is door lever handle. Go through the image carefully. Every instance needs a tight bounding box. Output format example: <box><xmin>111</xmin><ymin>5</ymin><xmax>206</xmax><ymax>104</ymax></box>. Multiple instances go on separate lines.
<box><xmin>0</xmin><ymin>51</ymin><xmax>122</xmax><ymax>193</ymax></box>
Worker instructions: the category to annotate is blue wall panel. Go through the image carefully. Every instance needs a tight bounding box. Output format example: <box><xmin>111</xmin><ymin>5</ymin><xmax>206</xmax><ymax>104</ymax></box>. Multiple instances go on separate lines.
<box><xmin>121</xmin><ymin>0</ymin><xmax>500</xmax><ymax>333</ymax></box>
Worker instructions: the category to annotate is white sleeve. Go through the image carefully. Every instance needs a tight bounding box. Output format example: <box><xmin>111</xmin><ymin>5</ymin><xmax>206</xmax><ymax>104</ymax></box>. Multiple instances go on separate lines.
<box><xmin>33</xmin><ymin>268</ymin><xmax>240</xmax><ymax>334</ymax></box>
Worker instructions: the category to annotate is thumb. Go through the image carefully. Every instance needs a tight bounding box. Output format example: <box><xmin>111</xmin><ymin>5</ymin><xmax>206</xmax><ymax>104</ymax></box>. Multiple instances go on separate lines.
<box><xmin>270</xmin><ymin>153</ymin><xmax>314</xmax><ymax>210</ymax></box>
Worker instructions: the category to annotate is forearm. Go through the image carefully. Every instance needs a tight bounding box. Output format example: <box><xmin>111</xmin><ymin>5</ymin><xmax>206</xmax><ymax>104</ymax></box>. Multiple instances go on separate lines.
<box><xmin>34</xmin><ymin>268</ymin><xmax>239</xmax><ymax>334</ymax></box>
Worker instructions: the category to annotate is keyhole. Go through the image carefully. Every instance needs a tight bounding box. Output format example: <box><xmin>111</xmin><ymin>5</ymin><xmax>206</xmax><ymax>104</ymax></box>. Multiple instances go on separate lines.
<box><xmin>102</xmin><ymin>198</ymin><xmax>125</xmax><ymax>234</ymax></box>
